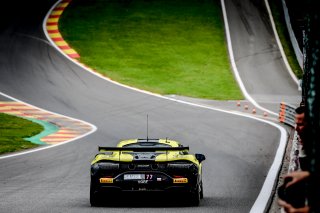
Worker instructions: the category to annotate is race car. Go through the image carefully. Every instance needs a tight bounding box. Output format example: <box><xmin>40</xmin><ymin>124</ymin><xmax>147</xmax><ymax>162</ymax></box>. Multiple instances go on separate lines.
<box><xmin>90</xmin><ymin>138</ymin><xmax>205</xmax><ymax>206</ymax></box>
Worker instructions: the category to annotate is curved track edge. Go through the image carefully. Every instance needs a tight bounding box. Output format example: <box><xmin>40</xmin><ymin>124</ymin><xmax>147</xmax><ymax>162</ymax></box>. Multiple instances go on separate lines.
<box><xmin>44</xmin><ymin>0</ymin><xmax>289</xmax><ymax>212</ymax></box>
<box><xmin>0</xmin><ymin>92</ymin><xmax>97</xmax><ymax>160</ymax></box>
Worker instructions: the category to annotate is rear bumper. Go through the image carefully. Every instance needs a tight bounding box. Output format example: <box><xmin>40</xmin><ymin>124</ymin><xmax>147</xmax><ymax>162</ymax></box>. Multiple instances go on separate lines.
<box><xmin>92</xmin><ymin>171</ymin><xmax>198</xmax><ymax>193</ymax></box>
<box><xmin>97</xmin><ymin>185</ymin><xmax>194</xmax><ymax>193</ymax></box>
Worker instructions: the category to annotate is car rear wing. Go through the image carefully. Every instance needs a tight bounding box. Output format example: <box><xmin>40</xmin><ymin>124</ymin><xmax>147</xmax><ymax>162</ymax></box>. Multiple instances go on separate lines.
<box><xmin>98</xmin><ymin>146</ymin><xmax>189</xmax><ymax>152</ymax></box>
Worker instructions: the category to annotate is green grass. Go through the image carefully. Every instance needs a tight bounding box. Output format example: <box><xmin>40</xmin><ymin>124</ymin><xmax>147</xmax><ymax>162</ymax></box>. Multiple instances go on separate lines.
<box><xmin>0</xmin><ymin>113</ymin><xmax>43</xmax><ymax>154</ymax></box>
<box><xmin>269</xmin><ymin>0</ymin><xmax>303</xmax><ymax>79</ymax></box>
<box><xmin>60</xmin><ymin>0</ymin><xmax>243</xmax><ymax>100</ymax></box>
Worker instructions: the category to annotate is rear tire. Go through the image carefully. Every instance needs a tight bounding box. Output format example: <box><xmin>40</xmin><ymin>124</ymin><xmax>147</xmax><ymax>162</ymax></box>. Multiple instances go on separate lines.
<box><xmin>200</xmin><ymin>181</ymin><xmax>204</xmax><ymax>199</ymax></box>
<box><xmin>189</xmin><ymin>184</ymin><xmax>200</xmax><ymax>206</ymax></box>
<box><xmin>90</xmin><ymin>180</ymin><xmax>100</xmax><ymax>207</ymax></box>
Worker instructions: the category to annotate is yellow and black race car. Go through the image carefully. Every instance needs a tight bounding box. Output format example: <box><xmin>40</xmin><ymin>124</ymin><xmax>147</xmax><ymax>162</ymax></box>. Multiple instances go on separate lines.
<box><xmin>90</xmin><ymin>139</ymin><xmax>205</xmax><ymax>206</ymax></box>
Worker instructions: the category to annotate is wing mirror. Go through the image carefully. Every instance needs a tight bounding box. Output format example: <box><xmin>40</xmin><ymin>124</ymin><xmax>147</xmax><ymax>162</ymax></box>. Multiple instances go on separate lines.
<box><xmin>195</xmin><ymin>154</ymin><xmax>206</xmax><ymax>163</ymax></box>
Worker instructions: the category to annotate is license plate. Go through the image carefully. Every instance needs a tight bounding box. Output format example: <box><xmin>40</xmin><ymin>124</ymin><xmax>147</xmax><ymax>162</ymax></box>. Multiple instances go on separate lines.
<box><xmin>124</xmin><ymin>174</ymin><xmax>145</xmax><ymax>180</ymax></box>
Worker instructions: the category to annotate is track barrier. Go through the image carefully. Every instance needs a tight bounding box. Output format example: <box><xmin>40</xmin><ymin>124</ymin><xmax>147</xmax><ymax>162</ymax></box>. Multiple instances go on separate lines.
<box><xmin>279</xmin><ymin>102</ymin><xmax>296</xmax><ymax>127</ymax></box>
<box><xmin>289</xmin><ymin>131</ymin><xmax>300</xmax><ymax>172</ymax></box>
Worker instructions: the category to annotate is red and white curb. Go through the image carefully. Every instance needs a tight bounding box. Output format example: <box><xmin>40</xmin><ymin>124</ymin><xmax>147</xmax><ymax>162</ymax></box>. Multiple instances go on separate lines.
<box><xmin>0</xmin><ymin>101</ymin><xmax>93</xmax><ymax>145</ymax></box>
<box><xmin>0</xmin><ymin>93</ymin><xmax>97</xmax><ymax>160</ymax></box>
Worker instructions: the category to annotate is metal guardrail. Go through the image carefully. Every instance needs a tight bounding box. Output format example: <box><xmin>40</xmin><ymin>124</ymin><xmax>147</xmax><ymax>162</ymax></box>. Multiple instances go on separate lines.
<box><xmin>279</xmin><ymin>102</ymin><xmax>296</xmax><ymax>127</ymax></box>
<box><xmin>279</xmin><ymin>102</ymin><xmax>301</xmax><ymax>171</ymax></box>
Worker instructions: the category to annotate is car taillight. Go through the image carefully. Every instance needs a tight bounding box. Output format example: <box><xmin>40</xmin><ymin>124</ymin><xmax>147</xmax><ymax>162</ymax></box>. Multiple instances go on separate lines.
<box><xmin>91</xmin><ymin>162</ymin><xmax>119</xmax><ymax>176</ymax></box>
<box><xmin>98</xmin><ymin>162</ymin><xmax>119</xmax><ymax>170</ymax></box>
<box><xmin>167</xmin><ymin>163</ymin><xmax>193</xmax><ymax>170</ymax></box>
<box><xmin>167</xmin><ymin>162</ymin><xmax>198</xmax><ymax>174</ymax></box>
<box><xmin>173</xmin><ymin>175</ymin><xmax>185</xmax><ymax>178</ymax></box>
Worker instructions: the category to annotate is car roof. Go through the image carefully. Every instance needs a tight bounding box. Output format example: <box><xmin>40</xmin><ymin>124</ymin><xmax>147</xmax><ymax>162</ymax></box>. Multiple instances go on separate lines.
<box><xmin>117</xmin><ymin>139</ymin><xmax>181</xmax><ymax>148</ymax></box>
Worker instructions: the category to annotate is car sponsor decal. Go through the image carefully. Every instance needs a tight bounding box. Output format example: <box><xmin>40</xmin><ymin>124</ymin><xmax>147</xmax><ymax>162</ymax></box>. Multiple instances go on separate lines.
<box><xmin>99</xmin><ymin>178</ymin><xmax>113</xmax><ymax>183</ymax></box>
<box><xmin>173</xmin><ymin>178</ymin><xmax>188</xmax><ymax>183</ymax></box>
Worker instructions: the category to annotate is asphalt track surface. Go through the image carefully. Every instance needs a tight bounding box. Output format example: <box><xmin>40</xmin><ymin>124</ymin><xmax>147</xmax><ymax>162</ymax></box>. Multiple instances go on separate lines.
<box><xmin>0</xmin><ymin>0</ymin><xmax>294</xmax><ymax>212</ymax></box>
<box><xmin>225</xmin><ymin>0</ymin><xmax>300</xmax><ymax>112</ymax></box>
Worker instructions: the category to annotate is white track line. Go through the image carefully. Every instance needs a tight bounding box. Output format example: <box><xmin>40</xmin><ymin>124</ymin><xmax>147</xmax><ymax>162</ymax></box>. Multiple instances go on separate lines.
<box><xmin>0</xmin><ymin>91</ymin><xmax>97</xmax><ymax>160</ymax></box>
<box><xmin>220</xmin><ymin>0</ymin><xmax>292</xmax><ymax>211</ymax></box>
<box><xmin>221</xmin><ymin>0</ymin><xmax>288</xmax><ymax>210</ymax></box>
<box><xmin>264</xmin><ymin>0</ymin><xmax>300</xmax><ymax>87</ymax></box>
<box><xmin>42</xmin><ymin>1</ymin><xmax>288</xmax><ymax>212</ymax></box>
